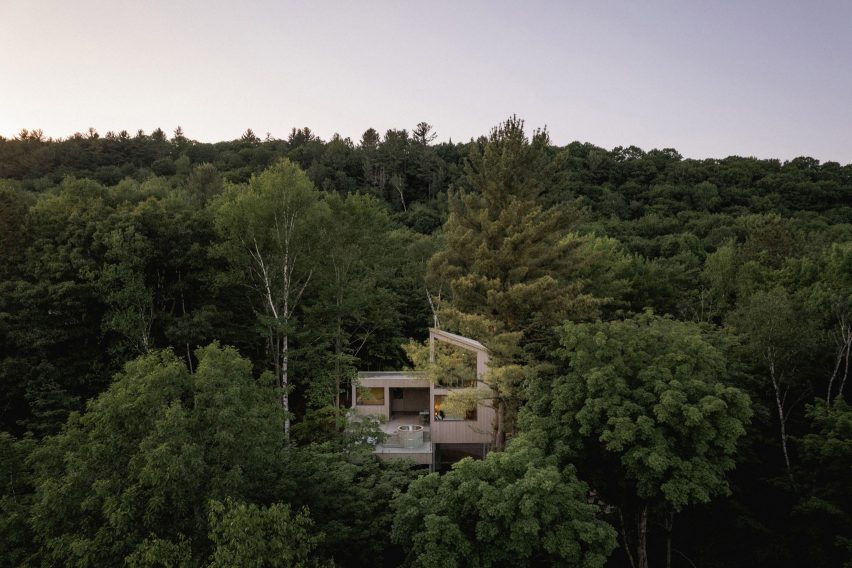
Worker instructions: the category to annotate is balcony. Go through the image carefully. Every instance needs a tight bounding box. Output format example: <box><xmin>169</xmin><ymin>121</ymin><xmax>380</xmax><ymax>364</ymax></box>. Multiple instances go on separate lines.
<box><xmin>373</xmin><ymin>413</ymin><xmax>432</xmax><ymax>465</ymax></box>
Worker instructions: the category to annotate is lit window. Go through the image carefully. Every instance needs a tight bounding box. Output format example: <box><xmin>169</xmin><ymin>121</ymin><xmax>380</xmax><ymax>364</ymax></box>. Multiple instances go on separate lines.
<box><xmin>434</xmin><ymin>394</ymin><xmax>476</xmax><ymax>421</ymax></box>
<box><xmin>357</xmin><ymin>387</ymin><xmax>385</xmax><ymax>405</ymax></box>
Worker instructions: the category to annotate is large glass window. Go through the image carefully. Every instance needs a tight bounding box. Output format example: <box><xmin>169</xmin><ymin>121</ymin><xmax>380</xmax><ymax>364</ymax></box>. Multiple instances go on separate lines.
<box><xmin>433</xmin><ymin>342</ymin><xmax>478</xmax><ymax>388</ymax></box>
<box><xmin>433</xmin><ymin>394</ymin><xmax>476</xmax><ymax>421</ymax></box>
<box><xmin>356</xmin><ymin>387</ymin><xmax>385</xmax><ymax>406</ymax></box>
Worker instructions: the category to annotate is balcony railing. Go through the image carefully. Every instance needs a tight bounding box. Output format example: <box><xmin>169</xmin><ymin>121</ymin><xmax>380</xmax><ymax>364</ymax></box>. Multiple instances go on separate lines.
<box><xmin>381</xmin><ymin>429</ymin><xmax>432</xmax><ymax>448</ymax></box>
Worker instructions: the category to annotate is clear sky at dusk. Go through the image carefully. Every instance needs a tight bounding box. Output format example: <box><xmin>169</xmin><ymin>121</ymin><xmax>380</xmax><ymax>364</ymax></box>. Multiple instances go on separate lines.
<box><xmin>2</xmin><ymin>0</ymin><xmax>850</xmax><ymax>162</ymax></box>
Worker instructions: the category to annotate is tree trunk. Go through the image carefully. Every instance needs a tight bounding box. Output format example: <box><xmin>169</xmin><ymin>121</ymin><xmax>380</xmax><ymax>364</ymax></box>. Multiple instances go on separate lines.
<box><xmin>282</xmin><ymin>332</ymin><xmax>290</xmax><ymax>436</ymax></box>
<box><xmin>493</xmin><ymin>399</ymin><xmax>506</xmax><ymax>451</ymax></box>
<box><xmin>665</xmin><ymin>511</ymin><xmax>675</xmax><ymax>568</ymax></box>
<box><xmin>769</xmin><ymin>360</ymin><xmax>794</xmax><ymax>486</ymax></box>
<box><xmin>395</xmin><ymin>184</ymin><xmax>407</xmax><ymax>211</ymax></box>
<box><xmin>179</xmin><ymin>281</ymin><xmax>192</xmax><ymax>373</ymax></box>
<box><xmin>617</xmin><ymin>508</ymin><xmax>637</xmax><ymax>568</ymax></box>
<box><xmin>636</xmin><ymin>505</ymin><xmax>649</xmax><ymax>568</ymax></box>
<box><xmin>840</xmin><ymin>341</ymin><xmax>851</xmax><ymax>399</ymax></box>
<box><xmin>335</xmin><ymin>309</ymin><xmax>342</xmax><ymax>409</ymax></box>
<box><xmin>827</xmin><ymin>324</ymin><xmax>851</xmax><ymax>405</ymax></box>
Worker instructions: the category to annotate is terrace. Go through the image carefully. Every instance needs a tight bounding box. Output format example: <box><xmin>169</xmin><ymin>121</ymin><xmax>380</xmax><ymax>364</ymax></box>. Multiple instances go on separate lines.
<box><xmin>353</xmin><ymin>328</ymin><xmax>496</xmax><ymax>468</ymax></box>
<box><xmin>374</xmin><ymin>413</ymin><xmax>433</xmax><ymax>464</ymax></box>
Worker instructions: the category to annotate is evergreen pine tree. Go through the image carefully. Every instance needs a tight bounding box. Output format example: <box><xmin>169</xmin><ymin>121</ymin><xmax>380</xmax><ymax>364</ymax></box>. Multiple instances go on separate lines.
<box><xmin>427</xmin><ymin>116</ymin><xmax>601</xmax><ymax>449</ymax></box>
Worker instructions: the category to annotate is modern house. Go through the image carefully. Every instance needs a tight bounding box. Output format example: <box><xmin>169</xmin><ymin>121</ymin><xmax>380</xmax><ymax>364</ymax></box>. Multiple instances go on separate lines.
<box><xmin>352</xmin><ymin>328</ymin><xmax>495</xmax><ymax>471</ymax></box>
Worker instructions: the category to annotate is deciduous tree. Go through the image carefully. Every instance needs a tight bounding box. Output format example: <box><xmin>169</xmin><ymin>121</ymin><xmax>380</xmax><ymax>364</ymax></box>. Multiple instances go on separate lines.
<box><xmin>524</xmin><ymin>313</ymin><xmax>752</xmax><ymax>568</ymax></box>
<box><xmin>392</xmin><ymin>438</ymin><xmax>617</xmax><ymax>567</ymax></box>
<box><xmin>28</xmin><ymin>344</ymin><xmax>286</xmax><ymax>566</ymax></box>
<box><xmin>215</xmin><ymin>159</ymin><xmax>327</xmax><ymax>433</ymax></box>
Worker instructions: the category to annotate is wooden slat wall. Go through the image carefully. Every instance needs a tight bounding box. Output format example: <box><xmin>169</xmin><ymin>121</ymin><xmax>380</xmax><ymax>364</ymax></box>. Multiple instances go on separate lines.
<box><xmin>431</xmin><ymin>386</ymin><xmax>495</xmax><ymax>444</ymax></box>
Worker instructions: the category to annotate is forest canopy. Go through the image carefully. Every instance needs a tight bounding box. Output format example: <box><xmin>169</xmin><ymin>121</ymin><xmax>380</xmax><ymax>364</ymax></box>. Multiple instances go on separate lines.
<box><xmin>0</xmin><ymin>119</ymin><xmax>850</xmax><ymax>567</ymax></box>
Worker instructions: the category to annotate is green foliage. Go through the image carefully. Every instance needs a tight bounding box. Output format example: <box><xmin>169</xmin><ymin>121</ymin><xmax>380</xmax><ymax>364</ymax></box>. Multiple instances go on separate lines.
<box><xmin>0</xmin><ymin>175</ymin><xmax>227</xmax><ymax>436</ymax></box>
<box><xmin>402</xmin><ymin>339</ymin><xmax>486</xmax><ymax>418</ymax></box>
<box><xmin>214</xmin><ymin>160</ymin><xmax>429</xmax><ymax>413</ymax></box>
<box><xmin>528</xmin><ymin>313</ymin><xmax>752</xmax><ymax>508</ymax></box>
<box><xmin>0</xmin><ymin>119</ymin><xmax>850</xmax><ymax>567</ymax></box>
<box><xmin>300</xmin><ymin>193</ymin><xmax>417</xmax><ymax>407</ymax></box>
<box><xmin>291</xmin><ymin>406</ymin><xmax>388</xmax><ymax>453</ymax></box>
<box><xmin>731</xmin><ymin>287</ymin><xmax>817</xmax><ymax>376</ymax></box>
<box><xmin>792</xmin><ymin>399</ymin><xmax>852</xmax><ymax>566</ymax></box>
<box><xmin>523</xmin><ymin>312</ymin><xmax>752</xmax><ymax>566</ymax></box>
<box><xmin>392</xmin><ymin>438</ymin><xmax>617</xmax><ymax>567</ymax></box>
<box><xmin>27</xmin><ymin>343</ymin><xmax>286</xmax><ymax>566</ymax></box>
<box><xmin>214</xmin><ymin>158</ymin><xmax>327</xmax><ymax>429</ymax></box>
<box><xmin>208</xmin><ymin>498</ymin><xmax>326</xmax><ymax>567</ymax></box>
<box><xmin>124</xmin><ymin>534</ymin><xmax>193</xmax><ymax>567</ymax></box>
<box><xmin>402</xmin><ymin>339</ymin><xmax>477</xmax><ymax>387</ymax></box>
<box><xmin>427</xmin><ymin>117</ymin><xmax>627</xmax><ymax>447</ymax></box>
<box><xmin>428</xmin><ymin>118</ymin><xmax>596</xmax><ymax>345</ymax></box>
<box><xmin>0</xmin><ymin>433</ymin><xmax>36</xmax><ymax>567</ymax></box>
<box><xmin>214</xmin><ymin>160</ymin><xmax>325</xmax><ymax>328</ymax></box>
<box><xmin>282</xmin><ymin>444</ymin><xmax>417</xmax><ymax>566</ymax></box>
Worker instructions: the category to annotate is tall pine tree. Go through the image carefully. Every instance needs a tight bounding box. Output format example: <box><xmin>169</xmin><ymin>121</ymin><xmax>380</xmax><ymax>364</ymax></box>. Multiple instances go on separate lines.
<box><xmin>427</xmin><ymin>116</ymin><xmax>603</xmax><ymax>449</ymax></box>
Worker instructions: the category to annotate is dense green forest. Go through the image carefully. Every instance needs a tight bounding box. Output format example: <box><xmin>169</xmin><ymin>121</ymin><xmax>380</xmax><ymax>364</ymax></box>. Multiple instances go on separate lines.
<box><xmin>1</xmin><ymin>118</ymin><xmax>850</xmax><ymax>567</ymax></box>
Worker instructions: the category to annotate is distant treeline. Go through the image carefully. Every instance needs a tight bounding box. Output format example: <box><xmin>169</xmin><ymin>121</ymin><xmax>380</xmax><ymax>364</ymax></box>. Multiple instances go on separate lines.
<box><xmin>3</xmin><ymin>124</ymin><xmax>849</xmax><ymax>221</ymax></box>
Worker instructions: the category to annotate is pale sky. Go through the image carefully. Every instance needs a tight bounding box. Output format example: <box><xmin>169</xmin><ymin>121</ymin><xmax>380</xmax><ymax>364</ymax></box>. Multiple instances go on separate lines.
<box><xmin>2</xmin><ymin>1</ymin><xmax>851</xmax><ymax>162</ymax></box>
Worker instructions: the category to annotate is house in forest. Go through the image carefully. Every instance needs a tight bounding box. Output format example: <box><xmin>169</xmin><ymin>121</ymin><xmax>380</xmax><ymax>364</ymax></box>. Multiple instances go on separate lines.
<box><xmin>352</xmin><ymin>328</ymin><xmax>495</xmax><ymax>471</ymax></box>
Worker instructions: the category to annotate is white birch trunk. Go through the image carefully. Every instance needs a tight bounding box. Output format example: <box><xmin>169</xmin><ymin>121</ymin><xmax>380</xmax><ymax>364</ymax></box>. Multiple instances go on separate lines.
<box><xmin>827</xmin><ymin>319</ymin><xmax>851</xmax><ymax>405</ymax></box>
<box><xmin>282</xmin><ymin>332</ymin><xmax>290</xmax><ymax>434</ymax></box>
<box><xmin>769</xmin><ymin>354</ymin><xmax>794</xmax><ymax>485</ymax></box>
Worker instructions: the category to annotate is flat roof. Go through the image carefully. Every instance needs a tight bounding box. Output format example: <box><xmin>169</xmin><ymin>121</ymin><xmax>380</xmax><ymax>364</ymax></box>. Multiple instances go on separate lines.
<box><xmin>357</xmin><ymin>371</ymin><xmax>427</xmax><ymax>379</ymax></box>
